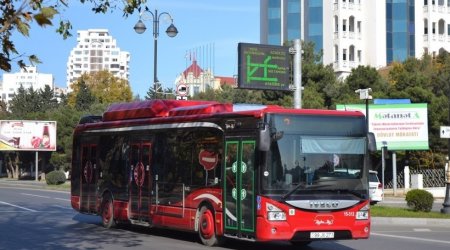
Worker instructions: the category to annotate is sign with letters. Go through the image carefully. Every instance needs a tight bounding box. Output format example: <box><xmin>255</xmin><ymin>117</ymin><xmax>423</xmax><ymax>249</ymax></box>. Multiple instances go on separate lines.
<box><xmin>238</xmin><ymin>43</ymin><xmax>290</xmax><ymax>91</ymax></box>
<box><xmin>336</xmin><ymin>104</ymin><xmax>429</xmax><ymax>150</ymax></box>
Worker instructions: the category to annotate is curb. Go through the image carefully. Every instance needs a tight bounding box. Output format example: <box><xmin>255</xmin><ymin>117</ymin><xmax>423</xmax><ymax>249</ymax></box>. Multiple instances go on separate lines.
<box><xmin>372</xmin><ymin>217</ymin><xmax>450</xmax><ymax>227</ymax></box>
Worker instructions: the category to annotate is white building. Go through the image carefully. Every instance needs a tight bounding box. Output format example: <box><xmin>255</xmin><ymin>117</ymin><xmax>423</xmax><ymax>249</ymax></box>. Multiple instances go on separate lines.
<box><xmin>66</xmin><ymin>29</ymin><xmax>130</xmax><ymax>90</ymax></box>
<box><xmin>174</xmin><ymin>60</ymin><xmax>236</xmax><ymax>98</ymax></box>
<box><xmin>260</xmin><ymin>0</ymin><xmax>450</xmax><ymax>78</ymax></box>
<box><xmin>1</xmin><ymin>66</ymin><xmax>54</xmax><ymax>104</ymax></box>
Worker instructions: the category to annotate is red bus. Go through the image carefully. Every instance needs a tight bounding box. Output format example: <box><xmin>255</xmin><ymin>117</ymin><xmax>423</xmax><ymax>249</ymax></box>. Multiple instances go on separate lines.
<box><xmin>71</xmin><ymin>99</ymin><xmax>376</xmax><ymax>246</ymax></box>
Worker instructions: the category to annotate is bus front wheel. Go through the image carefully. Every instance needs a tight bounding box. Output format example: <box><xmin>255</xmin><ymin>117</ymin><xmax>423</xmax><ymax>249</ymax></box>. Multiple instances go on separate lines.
<box><xmin>101</xmin><ymin>194</ymin><xmax>116</xmax><ymax>229</ymax></box>
<box><xmin>198</xmin><ymin>206</ymin><xmax>219</xmax><ymax>246</ymax></box>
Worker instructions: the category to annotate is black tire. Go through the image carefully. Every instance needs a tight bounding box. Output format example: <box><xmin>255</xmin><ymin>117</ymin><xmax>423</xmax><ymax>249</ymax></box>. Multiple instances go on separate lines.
<box><xmin>101</xmin><ymin>194</ymin><xmax>116</xmax><ymax>229</ymax></box>
<box><xmin>198</xmin><ymin>206</ymin><xmax>220</xmax><ymax>246</ymax></box>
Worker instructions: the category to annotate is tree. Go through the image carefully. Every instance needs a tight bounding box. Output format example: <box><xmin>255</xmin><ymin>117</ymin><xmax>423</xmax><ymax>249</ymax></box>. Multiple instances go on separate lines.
<box><xmin>68</xmin><ymin>70</ymin><xmax>132</xmax><ymax>107</ymax></box>
<box><xmin>39</xmin><ymin>85</ymin><xmax>59</xmax><ymax>111</ymax></box>
<box><xmin>0</xmin><ymin>0</ymin><xmax>145</xmax><ymax>72</ymax></box>
<box><xmin>74</xmin><ymin>80</ymin><xmax>97</xmax><ymax>111</ymax></box>
<box><xmin>300</xmin><ymin>41</ymin><xmax>340</xmax><ymax>109</ymax></box>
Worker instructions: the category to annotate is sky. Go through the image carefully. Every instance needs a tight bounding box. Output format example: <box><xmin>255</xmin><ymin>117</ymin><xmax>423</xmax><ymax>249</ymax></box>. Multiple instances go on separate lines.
<box><xmin>7</xmin><ymin>0</ymin><xmax>260</xmax><ymax>98</ymax></box>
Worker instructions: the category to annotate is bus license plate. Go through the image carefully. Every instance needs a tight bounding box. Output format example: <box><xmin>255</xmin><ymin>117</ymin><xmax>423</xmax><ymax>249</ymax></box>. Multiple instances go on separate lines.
<box><xmin>310</xmin><ymin>232</ymin><xmax>334</xmax><ymax>239</ymax></box>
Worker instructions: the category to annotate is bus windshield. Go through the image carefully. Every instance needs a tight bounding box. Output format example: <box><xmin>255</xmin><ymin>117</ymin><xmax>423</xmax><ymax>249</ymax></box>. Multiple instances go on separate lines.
<box><xmin>261</xmin><ymin>114</ymin><xmax>368</xmax><ymax>198</ymax></box>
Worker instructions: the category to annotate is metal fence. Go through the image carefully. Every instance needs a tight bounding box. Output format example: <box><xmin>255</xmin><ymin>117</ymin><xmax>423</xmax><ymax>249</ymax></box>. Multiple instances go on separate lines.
<box><xmin>384</xmin><ymin>168</ymin><xmax>446</xmax><ymax>188</ymax></box>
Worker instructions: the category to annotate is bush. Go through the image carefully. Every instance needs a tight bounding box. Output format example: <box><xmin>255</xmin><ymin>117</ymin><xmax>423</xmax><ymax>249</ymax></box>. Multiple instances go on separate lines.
<box><xmin>405</xmin><ymin>189</ymin><xmax>434</xmax><ymax>212</ymax></box>
<box><xmin>46</xmin><ymin>170</ymin><xmax>67</xmax><ymax>185</ymax></box>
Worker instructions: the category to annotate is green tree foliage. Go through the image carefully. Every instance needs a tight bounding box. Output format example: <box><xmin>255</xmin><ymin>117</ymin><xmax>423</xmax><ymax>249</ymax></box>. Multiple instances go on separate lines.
<box><xmin>74</xmin><ymin>80</ymin><xmax>97</xmax><ymax>111</ymax></box>
<box><xmin>194</xmin><ymin>84</ymin><xmax>262</xmax><ymax>104</ymax></box>
<box><xmin>8</xmin><ymin>85</ymin><xmax>59</xmax><ymax>118</ymax></box>
<box><xmin>300</xmin><ymin>41</ymin><xmax>340</xmax><ymax>109</ymax></box>
<box><xmin>68</xmin><ymin>71</ymin><xmax>132</xmax><ymax>107</ymax></box>
<box><xmin>145</xmin><ymin>84</ymin><xmax>176</xmax><ymax>100</ymax></box>
<box><xmin>0</xmin><ymin>0</ymin><xmax>146</xmax><ymax>71</ymax></box>
<box><xmin>379</xmin><ymin>53</ymin><xmax>450</xmax><ymax>168</ymax></box>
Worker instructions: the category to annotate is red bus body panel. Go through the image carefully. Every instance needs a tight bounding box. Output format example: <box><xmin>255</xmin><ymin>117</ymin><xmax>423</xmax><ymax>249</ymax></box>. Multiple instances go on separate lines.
<box><xmin>71</xmin><ymin>99</ymin><xmax>369</xmax><ymax>244</ymax></box>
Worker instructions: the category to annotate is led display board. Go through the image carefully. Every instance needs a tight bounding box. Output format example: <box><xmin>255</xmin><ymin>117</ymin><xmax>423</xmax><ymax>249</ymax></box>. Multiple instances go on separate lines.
<box><xmin>238</xmin><ymin>43</ymin><xmax>290</xmax><ymax>91</ymax></box>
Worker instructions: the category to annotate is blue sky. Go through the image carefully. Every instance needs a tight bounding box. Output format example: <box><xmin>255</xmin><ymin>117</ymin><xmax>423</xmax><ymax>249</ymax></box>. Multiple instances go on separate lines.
<box><xmin>8</xmin><ymin>0</ymin><xmax>260</xmax><ymax>98</ymax></box>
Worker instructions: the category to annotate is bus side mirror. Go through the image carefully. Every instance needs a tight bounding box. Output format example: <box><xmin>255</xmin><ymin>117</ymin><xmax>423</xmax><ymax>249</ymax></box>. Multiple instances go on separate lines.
<box><xmin>259</xmin><ymin>124</ymin><xmax>271</xmax><ymax>152</ymax></box>
<box><xmin>368</xmin><ymin>132</ymin><xmax>377</xmax><ymax>152</ymax></box>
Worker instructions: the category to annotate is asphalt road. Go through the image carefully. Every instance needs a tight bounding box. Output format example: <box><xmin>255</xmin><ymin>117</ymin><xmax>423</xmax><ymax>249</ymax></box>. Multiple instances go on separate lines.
<box><xmin>1</xmin><ymin>182</ymin><xmax>450</xmax><ymax>250</ymax></box>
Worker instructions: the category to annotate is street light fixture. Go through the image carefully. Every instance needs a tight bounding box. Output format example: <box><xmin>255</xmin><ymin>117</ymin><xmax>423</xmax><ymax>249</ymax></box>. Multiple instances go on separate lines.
<box><xmin>134</xmin><ymin>9</ymin><xmax>178</xmax><ymax>98</ymax></box>
<box><xmin>355</xmin><ymin>88</ymin><xmax>372</xmax><ymax>131</ymax></box>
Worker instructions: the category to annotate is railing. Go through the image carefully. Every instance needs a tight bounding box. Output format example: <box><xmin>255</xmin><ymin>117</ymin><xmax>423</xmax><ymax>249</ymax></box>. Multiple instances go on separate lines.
<box><xmin>383</xmin><ymin>168</ymin><xmax>446</xmax><ymax>189</ymax></box>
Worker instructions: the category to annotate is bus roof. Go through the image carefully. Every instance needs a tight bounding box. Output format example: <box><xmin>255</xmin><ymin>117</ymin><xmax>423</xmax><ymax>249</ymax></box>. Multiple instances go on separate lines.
<box><xmin>100</xmin><ymin>99</ymin><xmax>364</xmax><ymax>123</ymax></box>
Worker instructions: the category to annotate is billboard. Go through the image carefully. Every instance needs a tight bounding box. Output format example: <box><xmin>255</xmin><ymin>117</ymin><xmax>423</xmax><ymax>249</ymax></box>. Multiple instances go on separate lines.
<box><xmin>0</xmin><ymin>120</ymin><xmax>57</xmax><ymax>151</ymax></box>
<box><xmin>238</xmin><ymin>43</ymin><xmax>290</xmax><ymax>91</ymax></box>
<box><xmin>336</xmin><ymin>104</ymin><xmax>429</xmax><ymax>150</ymax></box>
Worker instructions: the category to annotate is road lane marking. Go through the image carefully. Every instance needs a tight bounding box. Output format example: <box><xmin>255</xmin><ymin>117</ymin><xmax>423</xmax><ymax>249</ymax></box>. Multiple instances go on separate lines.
<box><xmin>21</xmin><ymin>193</ymin><xmax>70</xmax><ymax>202</ymax></box>
<box><xmin>371</xmin><ymin>232</ymin><xmax>450</xmax><ymax>245</ymax></box>
<box><xmin>414</xmin><ymin>228</ymin><xmax>431</xmax><ymax>232</ymax></box>
<box><xmin>52</xmin><ymin>205</ymin><xmax>73</xmax><ymax>210</ymax></box>
<box><xmin>53</xmin><ymin>197</ymin><xmax>71</xmax><ymax>202</ymax></box>
<box><xmin>21</xmin><ymin>193</ymin><xmax>50</xmax><ymax>199</ymax></box>
<box><xmin>0</xmin><ymin>201</ymin><xmax>38</xmax><ymax>212</ymax></box>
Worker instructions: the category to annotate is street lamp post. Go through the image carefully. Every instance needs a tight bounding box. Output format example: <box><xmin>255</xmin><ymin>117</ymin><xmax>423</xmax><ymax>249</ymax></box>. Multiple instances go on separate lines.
<box><xmin>355</xmin><ymin>88</ymin><xmax>372</xmax><ymax>131</ymax></box>
<box><xmin>134</xmin><ymin>9</ymin><xmax>178</xmax><ymax>98</ymax></box>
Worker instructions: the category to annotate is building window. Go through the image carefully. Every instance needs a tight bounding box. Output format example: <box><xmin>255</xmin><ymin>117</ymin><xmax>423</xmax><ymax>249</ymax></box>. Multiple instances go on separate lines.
<box><xmin>424</xmin><ymin>19</ymin><xmax>428</xmax><ymax>34</ymax></box>
<box><xmin>349</xmin><ymin>16</ymin><xmax>355</xmax><ymax>32</ymax></box>
<box><xmin>334</xmin><ymin>45</ymin><xmax>339</xmax><ymax>62</ymax></box>
<box><xmin>349</xmin><ymin>45</ymin><xmax>355</xmax><ymax>61</ymax></box>
<box><xmin>343</xmin><ymin>49</ymin><xmax>347</xmax><ymax>60</ymax></box>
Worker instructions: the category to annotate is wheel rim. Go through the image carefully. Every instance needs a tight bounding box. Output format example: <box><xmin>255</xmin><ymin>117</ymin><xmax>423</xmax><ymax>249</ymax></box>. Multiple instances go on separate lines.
<box><xmin>200</xmin><ymin>209</ymin><xmax>214</xmax><ymax>239</ymax></box>
<box><xmin>103</xmin><ymin>201</ymin><xmax>112</xmax><ymax>225</ymax></box>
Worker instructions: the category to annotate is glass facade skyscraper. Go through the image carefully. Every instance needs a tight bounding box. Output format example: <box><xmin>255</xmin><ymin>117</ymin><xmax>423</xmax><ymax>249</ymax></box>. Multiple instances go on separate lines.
<box><xmin>261</xmin><ymin>0</ymin><xmax>450</xmax><ymax>77</ymax></box>
<box><xmin>306</xmin><ymin>0</ymin><xmax>323</xmax><ymax>54</ymax></box>
<box><xmin>267</xmin><ymin>0</ymin><xmax>282</xmax><ymax>45</ymax></box>
<box><xmin>386</xmin><ymin>0</ymin><xmax>415</xmax><ymax>64</ymax></box>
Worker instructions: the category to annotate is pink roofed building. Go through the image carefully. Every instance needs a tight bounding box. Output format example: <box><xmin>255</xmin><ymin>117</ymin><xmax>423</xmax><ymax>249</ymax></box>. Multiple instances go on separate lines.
<box><xmin>174</xmin><ymin>59</ymin><xmax>236</xmax><ymax>99</ymax></box>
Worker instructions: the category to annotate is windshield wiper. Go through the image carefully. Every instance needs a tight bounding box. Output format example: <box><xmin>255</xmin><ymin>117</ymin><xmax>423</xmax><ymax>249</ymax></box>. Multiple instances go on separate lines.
<box><xmin>282</xmin><ymin>183</ymin><xmax>332</xmax><ymax>200</ymax></box>
<box><xmin>330</xmin><ymin>189</ymin><xmax>366</xmax><ymax>199</ymax></box>
<box><xmin>282</xmin><ymin>183</ymin><xmax>306</xmax><ymax>200</ymax></box>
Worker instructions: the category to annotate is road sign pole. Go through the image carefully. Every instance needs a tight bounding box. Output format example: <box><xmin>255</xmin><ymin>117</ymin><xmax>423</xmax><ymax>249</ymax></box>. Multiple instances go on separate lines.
<box><xmin>293</xmin><ymin>39</ymin><xmax>302</xmax><ymax>109</ymax></box>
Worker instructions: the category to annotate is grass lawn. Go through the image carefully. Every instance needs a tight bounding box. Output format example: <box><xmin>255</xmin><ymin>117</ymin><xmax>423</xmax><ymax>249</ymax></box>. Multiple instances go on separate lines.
<box><xmin>371</xmin><ymin>205</ymin><xmax>450</xmax><ymax>219</ymax></box>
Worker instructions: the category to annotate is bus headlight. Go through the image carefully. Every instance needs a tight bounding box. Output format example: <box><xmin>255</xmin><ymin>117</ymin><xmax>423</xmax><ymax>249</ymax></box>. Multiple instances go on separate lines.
<box><xmin>266</xmin><ymin>203</ymin><xmax>286</xmax><ymax>221</ymax></box>
<box><xmin>356</xmin><ymin>204</ymin><xmax>369</xmax><ymax>220</ymax></box>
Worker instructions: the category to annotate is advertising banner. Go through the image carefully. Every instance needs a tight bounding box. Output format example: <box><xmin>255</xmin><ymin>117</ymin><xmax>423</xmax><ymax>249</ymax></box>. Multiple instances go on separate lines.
<box><xmin>336</xmin><ymin>104</ymin><xmax>429</xmax><ymax>150</ymax></box>
<box><xmin>0</xmin><ymin>120</ymin><xmax>57</xmax><ymax>151</ymax></box>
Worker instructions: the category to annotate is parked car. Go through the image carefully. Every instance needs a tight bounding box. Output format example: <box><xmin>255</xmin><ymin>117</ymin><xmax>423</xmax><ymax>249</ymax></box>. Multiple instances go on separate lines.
<box><xmin>369</xmin><ymin>170</ymin><xmax>383</xmax><ymax>205</ymax></box>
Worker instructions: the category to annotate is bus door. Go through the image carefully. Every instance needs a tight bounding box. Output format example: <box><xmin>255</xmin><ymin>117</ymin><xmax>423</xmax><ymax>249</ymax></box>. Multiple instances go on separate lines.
<box><xmin>129</xmin><ymin>142</ymin><xmax>152</xmax><ymax>222</ymax></box>
<box><xmin>80</xmin><ymin>144</ymin><xmax>98</xmax><ymax>213</ymax></box>
<box><xmin>223</xmin><ymin>138</ymin><xmax>256</xmax><ymax>237</ymax></box>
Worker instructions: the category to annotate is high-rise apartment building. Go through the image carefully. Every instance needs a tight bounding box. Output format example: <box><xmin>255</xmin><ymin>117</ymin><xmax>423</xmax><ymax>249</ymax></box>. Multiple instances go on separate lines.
<box><xmin>66</xmin><ymin>29</ymin><xmax>130</xmax><ymax>89</ymax></box>
<box><xmin>1</xmin><ymin>66</ymin><xmax>54</xmax><ymax>105</ymax></box>
<box><xmin>260</xmin><ymin>0</ymin><xmax>450</xmax><ymax>77</ymax></box>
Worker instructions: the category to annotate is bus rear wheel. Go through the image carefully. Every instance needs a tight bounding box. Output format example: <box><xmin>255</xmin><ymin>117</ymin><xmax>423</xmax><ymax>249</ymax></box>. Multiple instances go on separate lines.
<box><xmin>198</xmin><ymin>206</ymin><xmax>219</xmax><ymax>246</ymax></box>
<box><xmin>101</xmin><ymin>195</ymin><xmax>116</xmax><ymax>229</ymax></box>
